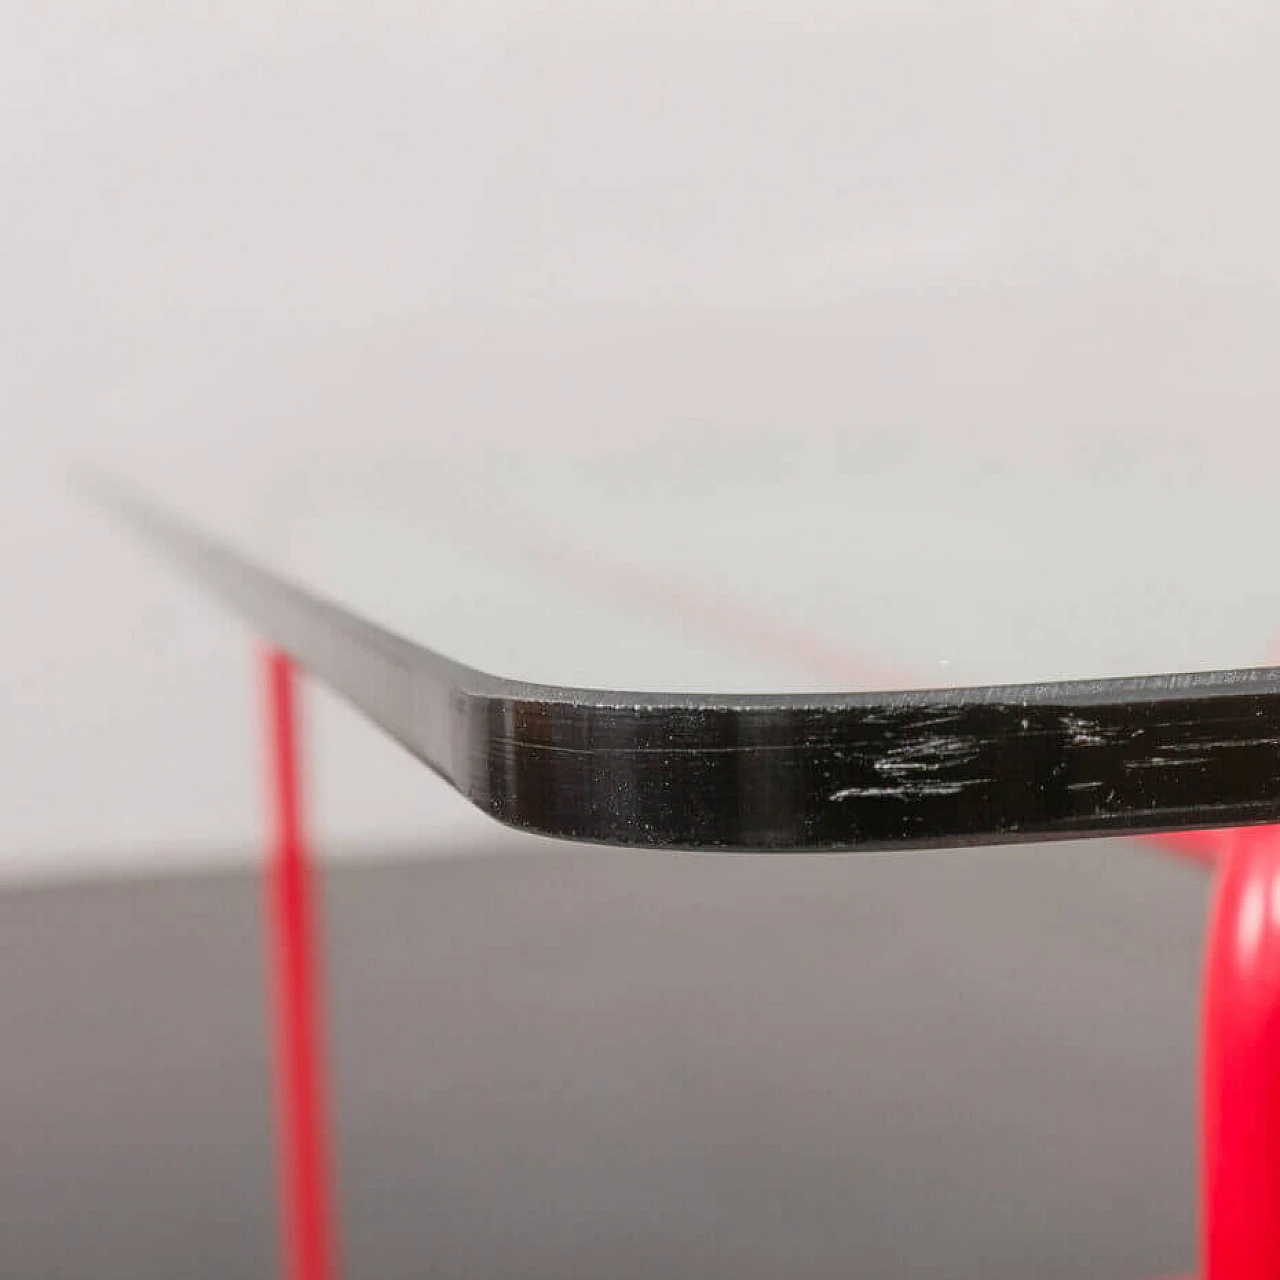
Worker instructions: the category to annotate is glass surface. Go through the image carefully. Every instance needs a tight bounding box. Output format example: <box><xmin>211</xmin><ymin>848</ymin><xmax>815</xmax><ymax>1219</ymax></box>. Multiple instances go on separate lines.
<box><xmin>161</xmin><ymin>345</ymin><xmax>1280</xmax><ymax>699</ymax></box>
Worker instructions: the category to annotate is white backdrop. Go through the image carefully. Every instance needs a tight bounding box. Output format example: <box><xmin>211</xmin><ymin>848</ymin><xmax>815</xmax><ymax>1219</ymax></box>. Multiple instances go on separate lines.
<box><xmin>4</xmin><ymin>3</ymin><xmax>1280</xmax><ymax>879</ymax></box>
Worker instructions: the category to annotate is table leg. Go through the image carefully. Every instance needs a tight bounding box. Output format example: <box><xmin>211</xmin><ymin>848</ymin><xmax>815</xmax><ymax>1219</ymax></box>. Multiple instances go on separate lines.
<box><xmin>262</xmin><ymin>648</ymin><xmax>337</xmax><ymax>1280</ymax></box>
<box><xmin>1202</xmin><ymin>824</ymin><xmax>1280</xmax><ymax>1278</ymax></box>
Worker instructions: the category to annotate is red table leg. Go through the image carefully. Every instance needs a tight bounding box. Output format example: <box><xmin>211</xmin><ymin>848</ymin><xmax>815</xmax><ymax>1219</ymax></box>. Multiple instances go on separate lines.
<box><xmin>1202</xmin><ymin>824</ymin><xmax>1280</xmax><ymax>1279</ymax></box>
<box><xmin>262</xmin><ymin>649</ymin><xmax>338</xmax><ymax>1280</ymax></box>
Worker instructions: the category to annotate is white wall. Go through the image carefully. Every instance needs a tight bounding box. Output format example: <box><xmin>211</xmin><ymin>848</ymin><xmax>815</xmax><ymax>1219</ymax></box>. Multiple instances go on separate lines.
<box><xmin>5</xmin><ymin>4</ymin><xmax>1280</xmax><ymax>879</ymax></box>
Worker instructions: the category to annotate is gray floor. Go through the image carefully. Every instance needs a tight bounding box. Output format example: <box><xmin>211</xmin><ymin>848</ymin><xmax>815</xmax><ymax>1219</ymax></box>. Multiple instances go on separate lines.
<box><xmin>0</xmin><ymin>842</ymin><xmax>1209</xmax><ymax>1279</ymax></box>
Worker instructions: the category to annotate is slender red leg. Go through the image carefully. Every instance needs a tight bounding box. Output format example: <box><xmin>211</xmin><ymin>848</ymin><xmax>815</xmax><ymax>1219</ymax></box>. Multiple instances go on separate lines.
<box><xmin>1202</xmin><ymin>824</ymin><xmax>1280</xmax><ymax>1278</ymax></box>
<box><xmin>262</xmin><ymin>648</ymin><xmax>337</xmax><ymax>1280</ymax></box>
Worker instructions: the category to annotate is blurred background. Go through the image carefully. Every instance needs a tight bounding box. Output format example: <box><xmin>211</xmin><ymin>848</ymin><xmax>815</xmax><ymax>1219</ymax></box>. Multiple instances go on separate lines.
<box><xmin>3</xmin><ymin>4</ymin><xmax>1279</xmax><ymax>1277</ymax></box>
